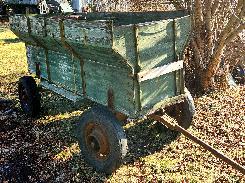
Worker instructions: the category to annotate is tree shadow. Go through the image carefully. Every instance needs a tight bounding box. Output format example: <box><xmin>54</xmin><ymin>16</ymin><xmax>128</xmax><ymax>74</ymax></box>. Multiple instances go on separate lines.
<box><xmin>39</xmin><ymin>88</ymin><xmax>92</xmax><ymax>117</ymax></box>
<box><xmin>1</xmin><ymin>87</ymin><xmax>180</xmax><ymax>182</ymax></box>
<box><xmin>39</xmin><ymin>88</ymin><xmax>179</xmax><ymax>167</ymax></box>
<box><xmin>124</xmin><ymin>119</ymin><xmax>179</xmax><ymax>164</ymax></box>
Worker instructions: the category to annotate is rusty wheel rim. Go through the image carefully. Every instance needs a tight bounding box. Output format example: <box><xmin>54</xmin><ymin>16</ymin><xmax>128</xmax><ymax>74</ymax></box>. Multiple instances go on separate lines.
<box><xmin>84</xmin><ymin>122</ymin><xmax>110</xmax><ymax>160</ymax></box>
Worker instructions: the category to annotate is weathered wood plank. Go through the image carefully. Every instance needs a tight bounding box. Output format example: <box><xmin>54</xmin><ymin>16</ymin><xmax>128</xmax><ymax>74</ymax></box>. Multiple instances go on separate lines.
<box><xmin>40</xmin><ymin>80</ymin><xmax>83</xmax><ymax>102</ymax></box>
<box><xmin>63</xmin><ymin>19</ymin><xmax>113</xmax><ymax>48</ymax></box>
<box><xmin>84</xmin><ymin>60</ymin><xmax>135</xmax><ymax>115</ymax></box>
<box><xmin>46</xmin><ymin>18</ymin><xmax>61</xmax><ymax>39</ymax></box>
<box><xmin>9</xmin><ymin>15</ymin><xmax>28</xmax><ymax>33</ymax></box>
<box><xmin>65</xmin><ymin>42</ymin><xmax>131</xmax><ymax>69</ymax></box>
<box><xmin>138</xmin><ymin>60</ymin><xmax>183</xmax><ymax>82</ymax></box>
<box><xmin>9</xmin><ymin>15</ymin><xmax>36</xmax><ymax>45</ymax></box>
<box><xmin>48</xmin><ymin>51</ymin><xmax>76</xmax><ymax>91</ymax></box>
<box><xmin>140</xmin><ymin>72</ymin><xmax>176</xmax><ymax>112</ymax></box>
<box><xmin>113</xmin><ymin>25</ymin><xmax>137</xmax><ymax>70</ymax></box>
<box><xmin>137</xmin><ymin>20</ymin><xmax>175</xmax><ymax>70</ymax></box>
<box><xmin>29</xmin><ymin>16</ymin><xmax>46</xmax><ymax>36</ymax></box>
<box><xmin>26</xmin><ymin>45</ymin><xmax>48</xmax><ymax>80</ymax></box>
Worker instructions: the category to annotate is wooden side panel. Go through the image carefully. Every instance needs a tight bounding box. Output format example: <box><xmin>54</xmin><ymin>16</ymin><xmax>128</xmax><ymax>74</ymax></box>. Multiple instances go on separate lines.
<box><xmin>63</xmin><ymin>19</ymin><xmax>113</xmax><ymax>48</ymax></box>
<box><xmin>44</xmin><ymin>18</ymin><xmax>68</xmax><ymax>53</ymax></box>
<box><xmin>46</xmin><ymin>18</ymin><xmax>61</xmax><ymax>39</ymax></box>
<box><xmin>48</xmin><ymin>51</ymin><xmax>76</xmax><ymax>91</ymax></box>
<box><xmin>29</xmin><ymin>16</ymin><xmax>46</xmax><ymax>37</ymax></box>
<box><xmin>140</xmin><ymin>72</ymin><xmax>176</xmax><ymax>112</ymax></box>
<box><xmin>175</xmin><ymin>16</ymin><xmax>191</xmax><ymax>58</ymax></box>
<box><xmin>137</xmin><ymin>20</ymin><xmax>175</xmax><ymax>70</ymax></box>
<box><xmin>9</xmin><ymin>15</ymin><xmax>34</xmax><ymax>45</ymax></box>
<box><xmin>44</xmin><ymin>18</ymin><xmax>130</xmax><ymax>69</ymax></box>
<box><xmin>9</xmin><ymin>15</ymin><xmax>28</xmax><ymax>33</ymax></box>
<box><xmin>84</xmin><ymin>60</ymin><xmax>135</xmax><ymax>115</ymax></box>
<box><xmin>26</xmin><ymin>45</ymin><xmax>48</xmax><ymax>80</ymax></box>
<box><xmin>113</xmin><ymin>25</ymin><xmax>137</xmax><ymax>69</ymax></box>
<box><xmin>64</xmin><ymin>42</ymin><xmax>130</xmax><ymax>69</ymax></box>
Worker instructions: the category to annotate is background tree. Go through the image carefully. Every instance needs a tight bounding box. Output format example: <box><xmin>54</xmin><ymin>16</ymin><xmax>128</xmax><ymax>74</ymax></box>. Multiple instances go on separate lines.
<box><xmin>162</xmin><ymin>0</ymin><xmax>245</xmax><ymax>91</ymax></box>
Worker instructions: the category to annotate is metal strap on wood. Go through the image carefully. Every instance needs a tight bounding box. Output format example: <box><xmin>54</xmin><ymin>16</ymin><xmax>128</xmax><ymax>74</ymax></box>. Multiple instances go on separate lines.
<box><xmin>148</xmin><ymin>113</ymin><xmax>245</xmax><ymax>175</ymax></box>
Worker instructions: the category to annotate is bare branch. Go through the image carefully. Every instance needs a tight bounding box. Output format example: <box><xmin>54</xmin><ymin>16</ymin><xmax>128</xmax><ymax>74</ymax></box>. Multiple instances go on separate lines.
<box><xmin>204</xmin><ymin>0</ymin><xmax>213</xmax><ymax>55</ymax></box>
<box><xmin>226</xmin><ymin>0</ymin><xmax>244</xmax><ymax>30</ymax></box>
<box><xmin>225</xmin><ymin>23</ymin><xmax>245</xmax><ymax>43</ymax></box>
<box><xmin>211</xmin><ymin>0</ymin><xmax>219</xmax><ymax>16</ymax></box>
<box><xmin>194</xmin><ymin>0</ymin><xmax>203</xmax><ymax>33</ymax></box>
<box><xmin>190</xmin><ymin>39</ymin><xmax>205</xmax><ymax>70</ymax></box>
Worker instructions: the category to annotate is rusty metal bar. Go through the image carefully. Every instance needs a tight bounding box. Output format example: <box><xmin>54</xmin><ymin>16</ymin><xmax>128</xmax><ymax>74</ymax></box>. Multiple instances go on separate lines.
<box><xmin>148</xmin><ymin>114</ymin><xmax>245</xmax><ymax>175</ymax></box>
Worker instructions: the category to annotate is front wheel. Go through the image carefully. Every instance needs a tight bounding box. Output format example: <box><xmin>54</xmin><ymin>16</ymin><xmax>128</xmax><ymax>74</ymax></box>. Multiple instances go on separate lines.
<box><xmin>76</xmin><ymin>106</ymin><xmax>128</xmax><ymax>174</ymax></box>
<box><xmin>18</xmin><ymin>76</ymin><xmax>41</xmax><ymax>117</ymax></box>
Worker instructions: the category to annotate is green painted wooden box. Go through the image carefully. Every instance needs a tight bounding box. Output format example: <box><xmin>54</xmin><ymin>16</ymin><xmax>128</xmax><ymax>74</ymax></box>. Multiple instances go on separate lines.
<box><xmin>9</xmin><ymin>10</ymin><xmax>191</xmax><ymax>118</ymax></box>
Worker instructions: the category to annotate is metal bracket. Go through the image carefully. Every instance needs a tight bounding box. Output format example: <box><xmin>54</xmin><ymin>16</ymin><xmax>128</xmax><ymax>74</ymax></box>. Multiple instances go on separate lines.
<box><xmin>35</xmin><ymin>62</ymin><xmax>41</xmax><ymax>79</ymax></box>
<box><xmin>107</xmin><ymin>88</ymin><xmax>114</xmax><ymax>111</ymax></box>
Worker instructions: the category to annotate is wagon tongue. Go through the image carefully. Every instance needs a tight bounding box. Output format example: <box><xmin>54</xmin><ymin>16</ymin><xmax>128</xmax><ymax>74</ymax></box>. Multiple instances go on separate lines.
<box><xmin>148</xmin><ymin>113</ymin><xmax>245</xmax><ymax>175</ymax></box>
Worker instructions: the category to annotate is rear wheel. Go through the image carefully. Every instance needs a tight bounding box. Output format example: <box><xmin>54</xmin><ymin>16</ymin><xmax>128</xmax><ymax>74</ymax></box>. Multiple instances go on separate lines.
<box><xmin>164</xmin><ymin>89</ymin><xmax>195</xmax><ymax>129</ymax></box>
<box><xmin>76</xmin><ymin>106</ymin><xmax>128</xmax><ymax>174</ymax></box>
<box><xmin>18</xmin><ymin>76</ymin><xmax>41</xmax><ymax>117</ymax></box>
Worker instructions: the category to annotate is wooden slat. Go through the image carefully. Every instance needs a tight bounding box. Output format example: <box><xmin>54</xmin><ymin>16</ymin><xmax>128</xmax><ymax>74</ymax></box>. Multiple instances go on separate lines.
<box><xmin>113</xmin><ymin>25</ymin><xmax>137</xmax><ymax>69</ymax></box>
<box><xmin>29</xmin><ymin>16</ymin><xmax>46</xmax><ymax>36</ymax></box>
<box><xmin>26</xmin><ymin>45</ymin><xmax>48</xmax><ymax>80</ymax></box>
<box><xmin>40</xmin><ymin>80</ymin><xmax>83</xmax><ymax>102</ymax></box>
<box><xmin>138</xmin><ymin>60</ymin><xmax>183</xmax><ymax>82</ymax></box>
<box><xmin>48</xmin><ymin>51</ymin><xmax>76</xmax><ymax>91</ymax></box>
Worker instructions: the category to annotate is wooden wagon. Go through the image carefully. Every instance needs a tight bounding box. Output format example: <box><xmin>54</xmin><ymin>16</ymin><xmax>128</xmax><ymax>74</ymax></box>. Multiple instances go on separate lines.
<box><xmin>9</xmin><ymin>11</ymin><xmax>245</xmax><ymax>174</ymax></box>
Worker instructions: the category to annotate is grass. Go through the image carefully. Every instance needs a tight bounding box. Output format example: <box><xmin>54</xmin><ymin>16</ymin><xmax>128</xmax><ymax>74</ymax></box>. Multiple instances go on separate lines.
<box><xmin>0</xmin><ymin>27</ymin><xmax>244</xmax><ymax>182</ymax></box>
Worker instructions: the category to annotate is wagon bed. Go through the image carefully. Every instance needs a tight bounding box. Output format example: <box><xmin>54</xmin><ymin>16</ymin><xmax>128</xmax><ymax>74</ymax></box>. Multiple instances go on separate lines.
<box><xmin>10</xmin><ymin>10</ymin><xmax>191</xmax><ymax>118</ymax></box>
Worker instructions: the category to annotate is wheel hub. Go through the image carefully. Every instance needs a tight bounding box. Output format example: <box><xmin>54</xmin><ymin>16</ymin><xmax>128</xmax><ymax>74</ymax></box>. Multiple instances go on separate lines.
<box><xmin>85</xmin><ymin>123</ymin><xmax>110</xmax><ymax>160</ymax></box>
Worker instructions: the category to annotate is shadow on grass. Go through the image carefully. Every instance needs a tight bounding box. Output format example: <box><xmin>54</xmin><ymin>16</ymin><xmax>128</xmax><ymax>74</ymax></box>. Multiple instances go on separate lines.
<box><xmin>124</xmin><ymin>120</ymin><xmax>179</xmax><ymax>164</ymax></box>
<box><xmin>39</xmin><ymin>89</ymin><xmax>179</xmax><ymax>174</ymax></box>
<box><xmin>1</xmin><ymin>87</ymin><xmax>179</xmax><ymax>182</ymax></box>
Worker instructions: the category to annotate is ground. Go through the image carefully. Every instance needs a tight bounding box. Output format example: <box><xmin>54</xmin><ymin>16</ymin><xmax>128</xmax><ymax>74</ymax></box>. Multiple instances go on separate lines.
<box><xmin>0</xmin><ymin>27</ymin><xmax>244</xmax><ymax>182</ymax></box>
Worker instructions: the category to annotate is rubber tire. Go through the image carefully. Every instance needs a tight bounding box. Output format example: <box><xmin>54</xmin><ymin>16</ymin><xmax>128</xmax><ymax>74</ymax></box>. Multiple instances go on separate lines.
<box><xmin>18</xmin><ymin>76</ymin><xmax>41</xmax><ymax>117</ymax></box>
<box><xmin>165</xmin><ymin>89</ymin><xmax>195</xmax><ymax>129</ymax></box>
<box><xmin>76</xmin><ymin>106</ymin><xmax>128</xmax><ymax>174</ymax></box>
